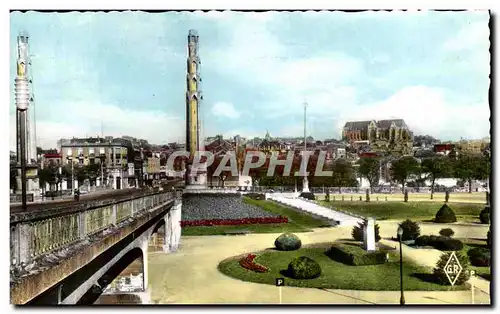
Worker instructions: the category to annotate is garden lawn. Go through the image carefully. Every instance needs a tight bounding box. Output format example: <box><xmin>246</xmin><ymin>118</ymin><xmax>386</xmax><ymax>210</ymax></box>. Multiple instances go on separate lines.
<box><xmin>316</xmin><ymin>192</ymin><xmax>486</xmax><ymax>204</ymax></box>
<box><xmin>318</xmin><ymin>201</ymin><xmax>483</xmax><ymax>222</ymax></box>
<box><xmin>181</xmin><ymin>198</ymin><xmax>331</xmax><ymax>236</ymax></box>
<box><xmin>218</xmin><ymin>243</ymin><xmax>468</xmax><ymax>291</ymax></box>
<box><xmin>458</xmin><ymin>238</ymin><xmax>491</xmax><ymax>281</ymax></box>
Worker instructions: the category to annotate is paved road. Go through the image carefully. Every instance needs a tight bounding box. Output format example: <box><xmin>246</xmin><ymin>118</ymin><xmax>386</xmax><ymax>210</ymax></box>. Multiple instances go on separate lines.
<box><xmin>147</xmin><ymin>222</ymin><xmax>490</xmax><ymax>304</ymax></box>
<box><xmin>10</xmin><ymin>179</ymin><xmax>183</xmax><ymax>213</ymax></box>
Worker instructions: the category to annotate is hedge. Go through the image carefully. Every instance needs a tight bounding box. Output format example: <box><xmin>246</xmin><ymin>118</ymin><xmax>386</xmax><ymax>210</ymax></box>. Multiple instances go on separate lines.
<box><xmin>326</xmin><ymin>243</ymin><xmax>388</xmax><ymax>266</ymax></box>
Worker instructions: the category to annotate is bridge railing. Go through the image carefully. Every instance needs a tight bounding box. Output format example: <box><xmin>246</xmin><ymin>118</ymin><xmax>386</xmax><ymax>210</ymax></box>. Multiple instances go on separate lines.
<box><xmin>10</xmin><ymin>190</ymin><xmax>179</xmax><ymax>267</ymax></box>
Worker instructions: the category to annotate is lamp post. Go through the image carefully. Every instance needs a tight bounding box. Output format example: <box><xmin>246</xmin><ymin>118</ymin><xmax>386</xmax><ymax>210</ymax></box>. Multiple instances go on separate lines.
<box><xmin>302</xmin><ymin>101</ymin><xmax>310</xmax><ymax>193</ymax></box>
<box><xmin>397</xmin><ymin>226</ymin><xmax>405</xmax><ymax>305</ymax></box>
<box><xmin>67</xmin><ymin>156</ymin><xmax>75</xmax><ymax>195</ymax></box>
<box><xmin>15</xmin><ymin>76</ymin><xmax>29</xmax><ymax>210</ymax></box>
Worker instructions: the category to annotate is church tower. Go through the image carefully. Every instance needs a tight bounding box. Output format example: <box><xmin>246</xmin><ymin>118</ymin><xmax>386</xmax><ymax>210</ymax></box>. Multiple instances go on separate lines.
<box><xmin>185</xmin><ymin>29</ymin><xmax>207</xmax><ymax>188</ymax></box>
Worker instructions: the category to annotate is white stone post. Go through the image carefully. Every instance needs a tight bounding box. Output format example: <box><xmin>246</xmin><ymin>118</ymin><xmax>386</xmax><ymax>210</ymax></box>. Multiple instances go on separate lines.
<box><xmin>141</xmin><ymin>239</ymin><xmax>149</xmax><ymax>291</ymax></box>
<box><xmin>14</xmin><ymin>223</ymin><xmax>32</xmax><ymax>264</ymax></box>
<box><xmin>78</xmin><ymin>212</ymin><xmax>87</xmax><ymax>240</ymax></box>
<box><xmin>163</xmin><ymin>214</ymin><xmax>171</xmax><ymax>253</ymax></box>
<box><xmin>111</xmin><ymin>204</ymin><xmax>117</xmax><ymax>226</ymax></box>
<box><xmin>363</xmin><ymin>218</ymin><xmax>376</xmax><ymax>252</ymax></box>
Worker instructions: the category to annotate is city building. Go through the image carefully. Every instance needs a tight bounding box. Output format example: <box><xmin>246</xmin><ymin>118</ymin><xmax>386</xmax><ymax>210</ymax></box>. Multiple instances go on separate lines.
<box><xmin>454</xmin><ymin>137</ymin><xmax>490</xmax><ymax>155</ymax></box>
<box><xmin>342</xmin><ymin>119</ymin><xmax>414</xmax><ymax>156</ymax></box>
<box><xmin>41</xmin><ymin>150</ymin><xmax>62</xmax><ymax>169</ymax></box>
<box><xmin>58</xmin><ymin>136</ymin><xmax>134</xmax><ymax>189</ymax></box>
<box><xmin>258</xmin><ymin>131</ymin><xmax>287</xmax><ymax>153</ymax></box>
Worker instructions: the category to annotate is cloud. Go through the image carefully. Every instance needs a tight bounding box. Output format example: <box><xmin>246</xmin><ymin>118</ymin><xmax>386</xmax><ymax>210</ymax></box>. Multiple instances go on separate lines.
<box><xmin>9</xmin><ymin>11</ymin><xmax>490</xmax><ymax>147</ymax></box>
<box><xmin>211</xmin><ymin>102</ymin><xmax>241</xmax><ymax>119</ymax></box>
<box><xmin>443</xmin><ymin>21</ymin><xmax>490</xmax><ymax>52</ymax></box>
<box><xmin>332</xmin><ymin>86</ymin><xmax>490</xmax><ymax>141</ymax></box>
<box><xmin>9</xmin><ymin>101</ymin><xmax>184</xmax><ymax>150</ymax></box>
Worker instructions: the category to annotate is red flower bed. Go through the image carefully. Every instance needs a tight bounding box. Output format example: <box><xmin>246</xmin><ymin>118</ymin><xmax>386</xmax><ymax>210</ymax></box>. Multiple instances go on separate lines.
<box><xmin>180</xmin><ymin>216</ymin><xmax>288</xmax><ymax>227</ymax></box>
<box><xmin>239</xmin><ymin>253</ymin><xmax>269</xmax><ymax>273</ymax></box>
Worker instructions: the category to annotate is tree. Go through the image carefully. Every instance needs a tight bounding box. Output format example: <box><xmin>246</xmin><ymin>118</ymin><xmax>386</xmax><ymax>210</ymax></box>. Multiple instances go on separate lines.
<box><xmin>357</xmin><ymin>157</ymin><xmax>380</xmax><ymax>193</ymax></box>
<box><xmin>331</xmin><ymin>159</ymin><xmax>356</xmax><ymax>192</ymax></box>
<box><xmin>390</xmin><ymin>156</ymin><xmax>420</xmax><ymax>193</ymax></box>
<box><xmin>38</xmin><ymin>166</ymin><xmax>55</xmax><ymax>193</ymax></box>
<box><xmin>421</xmin><ymin>156</ymin><xmax>453</xmax><ymax>199</ymax></box>
<box><xmin>85</xmin><ymin>164</ymin><xmax>101</xmax><ymax>186</ymax></box>
<box><xmin>454</xmin><ymin>153</ymin><xmax>490</xmax><ymax>193</ymax></box>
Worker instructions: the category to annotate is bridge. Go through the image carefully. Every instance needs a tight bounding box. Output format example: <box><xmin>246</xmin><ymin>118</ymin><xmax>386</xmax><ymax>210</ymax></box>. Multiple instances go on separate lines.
<box><xmin>10</xmin><ymin>184</ymin><xmax>183</xmax><ymax>305</ymax></box>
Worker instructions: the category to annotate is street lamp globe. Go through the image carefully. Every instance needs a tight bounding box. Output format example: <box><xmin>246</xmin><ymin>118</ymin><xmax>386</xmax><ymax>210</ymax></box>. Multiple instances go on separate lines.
<box><xmin>397</xmin><ymin>226</ymin><xmax>403</xmax><ymax>239</ymax></box>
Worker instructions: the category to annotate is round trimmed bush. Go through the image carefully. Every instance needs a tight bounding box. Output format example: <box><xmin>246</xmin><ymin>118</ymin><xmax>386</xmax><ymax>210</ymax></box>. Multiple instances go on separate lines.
<box><xmin>398</xmin><ymin>219</ymin><xmax>421</xmax><ymax>241</ymax></box>
<box><xmin>352</xmin><ymin>221</ymin><xmax>381</xmax><ymax>243</ymax></box>
<box><xmin>480</xmin><ymin>206</ymin><xmax>490</xmax><ymax>224</ymax></box>
<box><xmin>274</xmin><ymin>233</ymin><xmax>302</xmax><ymax>251</ymax></box>
<box><xmin>299</xmin><ymin>192</ymin><xmax>316</xmax><ymax>200</ymax></box>
<box><xmin>439</xmin><ymin>228</ymin><xmax>455</xmax><ymax>238</ymax></box>
<box><xmin>287</xmin><ymin>256</ymin><xmax>322</xmax><ymax>279</ymax></box>
<box><xmin>433</xmin><ymin>251</ymin><xmax>470</xmax><ymax>286</ymax></box>
<box><xmin>415</xmin><ymin>235</ymin><xmax>430</xmax><ymax>247</ymax></box>
<box><xmin>467</xmin><ymin>247</ymin><xmax>490</xmax><ymax>267</ymax></box>
<box><xmin>435</xmin><ymin>204</ymin><xmax>457</xmax><ymax>223</ymax></box>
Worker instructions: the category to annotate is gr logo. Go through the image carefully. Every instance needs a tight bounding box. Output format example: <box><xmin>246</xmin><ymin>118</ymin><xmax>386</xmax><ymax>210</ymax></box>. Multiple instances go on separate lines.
<box><xmin>276</xmin><ymin>278</ymin><xmax>285</xmax><ymax>286</ymax></box>
<box><xmin>443</xmin><ymin>252</ymin><xmax>463</xmax><ymax>286</ymax></box>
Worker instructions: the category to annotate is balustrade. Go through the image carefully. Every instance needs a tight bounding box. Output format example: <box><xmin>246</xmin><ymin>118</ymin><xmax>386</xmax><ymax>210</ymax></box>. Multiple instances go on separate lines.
<box><xmin>11</xmin><ymin>191</ymin><xmax>177</xmax><ymax>266</ymax></box>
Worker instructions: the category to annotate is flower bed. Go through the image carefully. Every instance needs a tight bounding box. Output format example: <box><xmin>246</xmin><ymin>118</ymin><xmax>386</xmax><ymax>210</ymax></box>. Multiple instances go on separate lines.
<box><xmin>239</xmin><ymin>254</ymin><xmax>269</xmax><ymax>273</ymax></box>
<box><xmin>180</xmin><ymin>216</ymin><xmax>288</xmax><ymax>227</ymax></box>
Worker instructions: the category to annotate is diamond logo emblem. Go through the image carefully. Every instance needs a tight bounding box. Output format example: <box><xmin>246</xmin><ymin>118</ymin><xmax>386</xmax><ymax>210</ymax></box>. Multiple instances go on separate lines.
<box><xmin>443</xmin><ymin>252</ymin><xmax>463</xmax><ymax>286</ymax></box>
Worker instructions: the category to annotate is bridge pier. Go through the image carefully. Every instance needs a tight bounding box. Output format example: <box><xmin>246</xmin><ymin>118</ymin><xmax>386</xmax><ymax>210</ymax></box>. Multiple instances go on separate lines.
<box><xmin>162</xmin><ymin>201</ymin><xmax>182</xmax><ymax>253</ymax></box>
<box><xmin>140</xmin><ymin>238</ymin><xmax>149</xmax><ymax>290</ymax></box>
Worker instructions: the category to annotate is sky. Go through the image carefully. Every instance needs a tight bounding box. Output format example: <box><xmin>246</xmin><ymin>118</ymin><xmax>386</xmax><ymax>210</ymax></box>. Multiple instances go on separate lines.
<box><xmin>9</xmin><ymin>10</ymin><xmax>491</xmax><ymax>150</ymax></box>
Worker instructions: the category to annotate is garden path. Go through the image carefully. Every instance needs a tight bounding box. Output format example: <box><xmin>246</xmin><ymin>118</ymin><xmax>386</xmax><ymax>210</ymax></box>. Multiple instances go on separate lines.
<box><xmin>148</xmin><ymin>222</ymin><xmax>490</xmax><ymax>304</ymax></box>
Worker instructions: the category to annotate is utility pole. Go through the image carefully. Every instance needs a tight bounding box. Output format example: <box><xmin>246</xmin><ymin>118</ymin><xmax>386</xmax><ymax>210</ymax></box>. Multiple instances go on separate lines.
<box><xmin>301</xmin><ymin>101</ymin><xmax>310</xmax><ymax>193</ymax></box>
<box><xmin>71</xmin><ymin>158</ymin><xmax>75</xmax><ymax>195</ymax></box>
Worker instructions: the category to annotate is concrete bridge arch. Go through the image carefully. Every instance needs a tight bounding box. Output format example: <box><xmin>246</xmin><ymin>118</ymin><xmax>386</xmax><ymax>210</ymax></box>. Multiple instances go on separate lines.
<box><xmin>24</xmin><ymin>200</ymin><xmax>182</xmax><ymax>305</ymax></box>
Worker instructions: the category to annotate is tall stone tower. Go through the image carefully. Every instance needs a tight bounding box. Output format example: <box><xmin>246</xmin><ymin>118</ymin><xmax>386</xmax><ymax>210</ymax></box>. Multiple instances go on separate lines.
<box><xmin>185</xmin><ymin>29</ymin><xmax>207</xmax><ymax>188</ymax></box>
<box><xmin>15</xmin><ymin>31</ymin><xmax>40</xmax><ymax>198</ymax></box>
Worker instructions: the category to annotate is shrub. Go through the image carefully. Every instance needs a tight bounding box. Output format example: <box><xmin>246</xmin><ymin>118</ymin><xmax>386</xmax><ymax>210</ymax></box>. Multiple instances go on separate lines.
<box><xmin>435</xmin><ymin>204</ymin><xmax>457</xmax><ymax>223</ymax></box>
<box><xmin>351</xmin><ymin>221</ymin><xmax>381</xmax><ymax>243</ymax></box>
<box><xmin>480</xmin><ymin>206</ymin><xmax>490</xmax><ymax>224</ymax></box>
<box><xmin>487</xmin><ymin>229</ymin><xmax>491</xmax><ymax>247</ymax></box>
<box><xmin>299</xmin><ymin>192</ymin><xmax>316</xmax><ymax>200</ymax></box>
<box><xmin>415</xmin><ymin>235</ymin><xmax>430</xmax><ymax>247</ymax></box>
<box><xmin>439</xmin><ymin>228</ymin><xmax>455</xmax><ymax>237</ymax></box>
<box><xmin>246</xmin><ymin>193</ymin><xmax>266</xmax><ymax>200</ymax></box>
<box><xmin>326</xmin><ymin>244</ymin><xmax>388</xmax><ymax>266</ymax></box>
<box><xmin>433</xmin><ymin>251</ymin><xmax>470</xmax><ymax>285</ymax></box>
<box><xmin>404</xmin><ymin>190</ymin><xmax>408</xmax><ymax>202</ymax></box>
<box><xmin>325</xmin><ymin>191</ymin><xmax>330</xmax><ymax>202</ymax></box>
<box><xmin>275</xmin><ymin>233</ymin><xmax>302</xmax><ymax>251</ymax></box>
<box><xmin>398</xmin><ymin>219</ymin><xmax>421</xmax><ymax>241</ymax></box>
<box><xmin>365</xmin><ymin>189</ymin><xmax>370</xmax><ymax>202</ymax></box>
<box><xmin>445</xmin><ymin>191</ymin><xmax>450</xmax><ymax>203</ymax></box>
<box><xmin>287</xmin><ymin>256</ymin><xmax>322</xmax><ymax>279</ymax></box>
<box><xmin>467</xmin><ymin>247</ymin><xmax>490</xmax><ymax>267</ymax></box>
<box><xmin>429</xmin><ymin>235</ymin><xmax>439</xmax><ymax>243</ymax></box>
<box><xmin>432</xmin><ymin>238</ymin><xmax>464</xmax><ymax>251</ymax></box>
